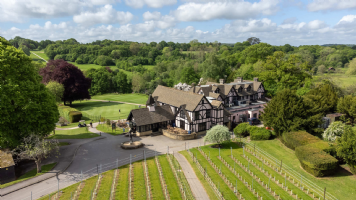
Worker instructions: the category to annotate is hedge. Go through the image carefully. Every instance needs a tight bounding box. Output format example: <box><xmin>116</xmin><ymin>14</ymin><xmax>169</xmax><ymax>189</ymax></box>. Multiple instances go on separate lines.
<box><xmin>233</xmin><ymin>122</ymin><xmax>250</xmax><ymax>137</ymax></box>
<box><xmin>282</xmin><ymin>131</ymin><xmax>320</xmax><ymax>150</ymax></box>
<box><xmin>58</xmin><ymin>105</ymin><xmax>82</xmax><ymax>123</ymax></box>
<box><xmin>305</xmin><ymin>141</ymin><xmax>337</xmax><ymax>157</ymax></box>
<box><xmin>295</xmin><ymin>145</ymin><xmax>339</xmax><ymax>177</ymax></box>
<box><xmin>69</xmin><ymin>111</ymin><xmax>82</xmax><ymax>123</ymax></box>
<box><xmin>250</xmin><ymin>127</ymin><xmax>271</xmax><ymax>140</ymax></box>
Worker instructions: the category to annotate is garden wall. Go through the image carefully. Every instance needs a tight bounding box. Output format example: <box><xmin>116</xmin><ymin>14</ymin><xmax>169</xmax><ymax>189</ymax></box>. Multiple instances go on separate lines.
<box><xmin>162</xmin><ymin>130</ymin><xmax>196</xmax><ymax>140</ymax></box>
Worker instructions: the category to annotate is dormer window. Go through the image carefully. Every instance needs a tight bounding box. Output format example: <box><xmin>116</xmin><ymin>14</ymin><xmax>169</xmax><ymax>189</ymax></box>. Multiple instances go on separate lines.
<box><xmin>238</xmin><ymin>87</ymin><xmax>242</xmax><ymax>93</ymax></box>
<box><xmin>247</xmin><ymin>86</ymin><xmax>251</xmax><ymax>92</ymax></box>
<box><xmin>216</xmin><ymin>88</ymin><xmax>220</xmax><ymax>93</ymax></box>
<box><xmin>180</xmin><ymin>110</ymin><xmax>185</xmax><ymax>118</ymax></box>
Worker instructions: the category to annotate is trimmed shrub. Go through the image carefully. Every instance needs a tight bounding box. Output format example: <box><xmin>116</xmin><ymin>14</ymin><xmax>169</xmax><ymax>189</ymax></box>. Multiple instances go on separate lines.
<box><xmin>350</xmin><ymin>165</ymin><xmax>356</xmax><ymax>174</ymax></box>
<box><xmin>250</xmin><ymin>127</ymin><xmax>271</xmax><ymax>140</ymax></box>
<box><xmin>58</xmin><ymin>105</ymin><xmax>82</xmax><ymax>123</ymax></box>
<box><xmin>69</xmin><ymin>111</ymin><xmax>82</xmax><ymax>123</ymax></box>
<box><xmin>233</xmin><ymin>122</ymin><xmax>250</xmax><ymax>137</ymax></box>
<box><xmin>295</xmin><ymin>145</ymin><xmax>339</xmax><ymax>177</ymax></box>
<box><xmin>282</xmin><ymin>131</ymin><xmax>320</xmax><ymax>150</ymax></box>
<box><xmin>305</xmin><ymin>141</ymin><xmax>337</xmax><ymax>157</ymax></box>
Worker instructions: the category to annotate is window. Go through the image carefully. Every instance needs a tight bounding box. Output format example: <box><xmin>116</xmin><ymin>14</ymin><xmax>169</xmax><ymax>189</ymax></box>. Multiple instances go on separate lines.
<box><xmin>238</xmin><ymin>87</ymin><xmax>242</xmax><ymax>92</ymax></box>
<box><xmin>180</xmin><ymin>110</ymin><xmax>185</xmax><ymax>118</ymax></box>
<box><xmin>247</xmin><ymin>86</ymin><xmax>251</xmax><ymax>91</ymax></box>
<box><xmin>198</xmin><ymin>122</ymin><xmax>206</xmax><ymax>132</ymax></box>
<box><xmin>195</xmin><ymin>111</ymin><xmax>200</xmax><ymax>120</ymax></box>
<box><xmin>206</xmin><ymin>110</ymin><xmax>211</xmax><ymax>118</ymax></box>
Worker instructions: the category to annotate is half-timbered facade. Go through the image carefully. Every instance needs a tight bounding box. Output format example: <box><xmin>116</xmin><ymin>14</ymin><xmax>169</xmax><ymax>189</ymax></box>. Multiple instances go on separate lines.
<box><xmin>127</xmin><ymin>77</ymin><xmax>268</xmax><ymax>135</ymax></box>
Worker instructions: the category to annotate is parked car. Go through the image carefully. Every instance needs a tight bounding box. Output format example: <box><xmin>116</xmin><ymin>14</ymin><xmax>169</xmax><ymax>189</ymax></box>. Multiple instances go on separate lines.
<box><xmin>248</xmin><ymin>118</ymin><xmax>261</xmax><ymax>125</ymax></box>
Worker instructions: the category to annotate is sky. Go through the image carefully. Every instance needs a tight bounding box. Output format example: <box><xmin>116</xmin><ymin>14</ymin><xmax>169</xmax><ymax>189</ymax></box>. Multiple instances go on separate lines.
<box><xmin>1</xmin><ymin>0</ymin><xmax>356</xmax><ymax>46</ymax></box>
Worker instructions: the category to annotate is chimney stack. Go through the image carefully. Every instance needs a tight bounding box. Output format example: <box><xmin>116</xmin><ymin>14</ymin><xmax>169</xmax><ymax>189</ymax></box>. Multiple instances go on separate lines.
<box><xmin>235</xmin><ymin>77</ymin><xmax>243</xmax><ymax>82</ymax></box>
<box><xmin>191</xmin><ymin>83</ymin><xmax>196</xmax><ymax>93</ymax></box>
<box><xmin>219</xmin><ymin>79</ymin><xmax>225</xmax><ymax>84</ymax></box>
<box><xmin>254</xmin><ymin>77</ymin><xmax>259</xmax><ymax>82</ymax></box>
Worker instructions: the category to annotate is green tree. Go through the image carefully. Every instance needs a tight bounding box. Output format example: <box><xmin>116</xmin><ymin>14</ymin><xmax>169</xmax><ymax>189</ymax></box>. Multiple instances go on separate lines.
<box><xmin>323</xmin><ymin>121</ymin><xmax>346</xmax><ymax>142</ymax></box>
<box><xmin>233</xmin><ymin>123</ymin><xmax>250</xmax><ymax>142</ymax></box>
<box><xmin>239</xmin><ymin>42</ymin><xmax>273</xmax><ymax>64</ymax></box>
<box><xmin>303</xmin><ymin>82</ymin><xmax>339</xmax><ymax>114</ymax></box>
<box><xmin>46</xmin><ymin>81</ymin><xmax>65</xmax><ymax>103</ymax></box>
<box><xmin>19</xmin><ymin>45</ymin><xmax>30</xmax><ymax>56</ymax></box>
<box><xmin>346</xmin><ymin>58</ymin><xmax>356</xmax><ymax>75</ymax></box>
<box><xmin>247</xmin><ymin>37</ymin><xmax>261</xmax><ymax>45</ymax></box>
<box><xmin>261</xmin><ymin>89</ymin><xmax>322</xmax><ymax>136</ymax></box>
<box><xmin>336</xmin><ymin>126</ymin><xmax>356</xmax><ymax>174</ymax></box>
<box><xmin>204</xmin><ymin>125</ymin><xmax>231</xmax><ymax>145</ymax></box>
<box><xmin>337</xmin><ymin>95</ymin><xmax>356</xmax><ymax>124</ymax></box>
<box><xmin>0</xmin><ymin>38</ymin><xmax>59</xmax><ymax>148</ymax></box>
<box><xmin>12</xmin><ymin>134</ymin><xmax>59</xmax><ymax>173</ymax></box>
<box><xmin>180</xmin><ymin>66</ymin><xmax>199</xmax><ymax>84</ymax></box>
<box><xmin>317</xmin><ymin>65</ymin><xmax>326</xmax><ymax>74</ymax></box>
<box><xmin>254</xmin><ymin>51</ymin><xmax>312</xmax><ymax>96</ymax></box>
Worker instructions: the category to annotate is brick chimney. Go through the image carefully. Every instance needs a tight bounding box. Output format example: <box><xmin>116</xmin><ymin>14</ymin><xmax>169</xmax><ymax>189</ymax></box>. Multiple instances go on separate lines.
<box><xmin>254</xmin><ymin>77</ymin><xmax>259</xmax><ymax>82</ymax></box>
<box><xmin>219</xmin><ymin>79</ymin><xmax>225</xmax><ymax>84</ymax></box>
<box><xmin>191</xmin><ymin>83</ymin><xmax>196</xmax><ymax>93</ymax></box>
<box><xmin>235</xmin><ymin>77</ymin><xmax>243</xmax><ymax>82</ymax></box>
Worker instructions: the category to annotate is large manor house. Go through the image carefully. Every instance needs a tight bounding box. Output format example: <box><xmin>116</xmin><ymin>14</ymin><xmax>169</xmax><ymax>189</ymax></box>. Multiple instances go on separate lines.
<box><xmin>127</xmin><ymin>77</ymin><xmax>267</xmax><ymax>136</ymax></box>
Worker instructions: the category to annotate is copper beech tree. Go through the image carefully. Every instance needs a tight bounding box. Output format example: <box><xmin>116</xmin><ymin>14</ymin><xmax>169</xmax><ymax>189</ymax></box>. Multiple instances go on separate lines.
<box><xmin>40</xmin><ymin>59</ymin><xmax>91</xmax><ymax>105</ymax></box>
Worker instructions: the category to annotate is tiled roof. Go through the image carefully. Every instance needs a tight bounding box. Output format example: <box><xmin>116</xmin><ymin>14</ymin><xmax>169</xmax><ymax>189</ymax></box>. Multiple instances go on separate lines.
<box><xmin>208</xmin><ymin>92</ymin><xmax>221</xmax><ymax>99</ymax></box>
<box><xmin>152</xmin><ymin>85</ymin><xmax>204</xmax><ymax>111</ymax></box>
<box><xmin>129</xmin><ymin>105</ymin><xmax>175</xmax><ymax>126</ymax></box>
<box><xmin>210</xmin><ymin>100</ymin><xmax>223</xmax><ymax>108</ymax></box>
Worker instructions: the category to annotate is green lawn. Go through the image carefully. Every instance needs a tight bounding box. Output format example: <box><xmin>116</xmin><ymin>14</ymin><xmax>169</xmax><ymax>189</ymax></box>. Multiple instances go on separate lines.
<box><xmin>133</xmin><ymin>162</ymin><xmax>147</xmax><ymax>200</ymax></box>
<box><xmin>146</xmin><ymin>158</ymin><xmax>165</xmax><ymax>200</ymax></box>
<box><xmin>96</xmin><ymin>170</ymin><xmax>115</xmax><ymax>200</ymax></box>
<box><xmin>91</xmin><ymin>93</ymin><xmax>148</xmax><ymax>105</ymax></box>
<box><xmin>38</xmin><ymin>182</ymin><xmax>80</xmax><ymax>200</ymax></box>
<box><xmin>71</xmin><ymin>101</ymin><xmax>139</xmax><ymax>120</ymax></box>
<box><xmin>158</xmin><ymin>156</ymin><xmax>182</xmax><ymax>199</ymax></box>
<box><xmin>115</xmin><ymin>165</ymin><xmax>129</xmax><ymax>199</ymax></box>
<box><xmin>180</xmin><ymin>151</ymin><xmax>220</xmax><ymax>200</ymax></box>
<box><xmin>0</xmin><ymin>163</ymin><xmax>56</xmax><ymax>188</ymax></box>
<box><xmin>251</xmin><ymin>139</ymin><xmax>355</xmax><ymax>200</ymax></box>
<box><xmin>48</xmin><ymin>128</ymin><xmax>99</xmax><ymax>139</ymax></box>
<box><xmin>78</xmin><ymin>176</ymin><xmax>98</xmax><ymax>200</ymax></box>
<box><xmin>30</xmin><ymin>50</ymin><xmax>49</xmax><ymax>61</ymax></box>
<box><xmin>96</xmin><ymin>124</ymin><xmax>124</xmax><ymax>135</ymax></box>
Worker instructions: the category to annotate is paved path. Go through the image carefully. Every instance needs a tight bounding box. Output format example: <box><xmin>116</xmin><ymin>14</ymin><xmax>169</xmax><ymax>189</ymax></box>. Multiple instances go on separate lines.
<box><xmin>174</xmin><ymin>152</ymin><xmax>210</xmax><ymax>200</ymax></box>
<box><xmin>89</xmin><ymin>99</ymin><xmax>145</xmax><ymax>106</ymax></box>
<box><xmin>55</xmin><ymin>126</ymin><xmax>79</xmax><ymax>130</ymax></box>
<box><xmin>31</xmin><ymin>52</ymin><xmax>47</xmax><ymax>62</ymax></box>
<box><xmin>2</xmin><ymin>123</ymin><xmax>206</xmax><ymax>200</ymax></box>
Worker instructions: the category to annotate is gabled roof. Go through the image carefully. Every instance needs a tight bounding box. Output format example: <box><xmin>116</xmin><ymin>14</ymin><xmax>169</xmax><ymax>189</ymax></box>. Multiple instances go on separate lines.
<box><xmin>176</xmin><ymin>104</ymin><xmax>192</xmax><ymax>123</ymax></box>
<box><xmin>146</xmin><ymin>94</ymin><xmax>155</xmax><ymax>105</ymax></box>
<box><xmin>210</xmin><ymin>100</ymin><xmax>223</xmax><ymax>108</ymax></box>
<box><xmin>127</xmin><ymin>105</ymin><xmax>175</xmax><ymax>126</ymax></box>
<box><xmin>152</xmin><ymin>85</ymin><xmax>204</xmax><ymax>111</ymax></box>
<box><xmin>0</xmin><ymin>150</ymin><xmax>15</xmax><ymax>168</ymax></box>
<box><xmin>208</xmin><ymin>92</ymin><xmax>221</xmax><ymax>99</ymax></box>
<box><xmin>253</xmin><ymin>82</ymin><xmax>262</xmax><ymax>91</ymax></box>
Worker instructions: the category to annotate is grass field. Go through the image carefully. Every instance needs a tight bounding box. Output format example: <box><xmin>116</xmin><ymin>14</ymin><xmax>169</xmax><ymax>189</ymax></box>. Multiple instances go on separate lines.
<box><xmin>91</xmin><ymin>93</ymin><xmax>148</xmax><ymax>105</ymax></box>
<box><xmin>115</xmin><ymin>165</ymin><xmax>129</xmax><ymax>199</ymax></box>
<box><xmin>158</xmin><ymin>156</ymin><xmax>182</xmax><ymax>199</ymax></box>
<box><xmin>146</xmin><ymin>158</ymin><xmax>165</xmax><ymax>199</ymax></box>
<box><xmin>96</xmin><ymin>170</ymin><xmax>115</xmax><ymax>199</ymax></box>
<box><xmin>0</xmin><ymin>163</ymin><xmax>56</xmax><ymax>188</ymax></box>
<box><xmin>96</xmin><ymin>124</ymin><xmax>124</xmax><ymax>135</ymax></box>
<box><xmin>71</xmin><ymin>101</ymin><xmax>139</xmax><ymax>120</ymax></box>
<box><xmin>251</xmin><ymin>139</ymin><xmax>355</xmax><ymax>200</ymax></box>
<box><xmin>78</xmin><ymin>176</ymin><xmax>98</xmax><ymax>200</ymax></box>
<box><xmin>48</xmin><ymin>128</ymin><xmax>99</xmax><ymax>139</ymax></box>
<box><xmin>30</xmin><ymin>50</ymin><xmax>49</xmax><ymax>61</ymax></box>
<box><xmin>133</xmin><ymin>161</ymin><xmax>147</xmax><ymax>200</ymax></box>
<box><xmin>313</xmin><ymin>70</ymin><xmax>356</xmax><ymax>88</ymax></box>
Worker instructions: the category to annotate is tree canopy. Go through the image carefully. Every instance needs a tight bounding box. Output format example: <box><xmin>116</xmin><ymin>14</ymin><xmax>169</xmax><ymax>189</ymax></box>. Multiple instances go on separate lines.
<box><xmin>0</xmin><ymin>37</ymin><xmax>59</xmax><ymax>148</ymax></box>
<box><xmin>336</xmin><ymin>126</ymin><xmax>356</xmax><ymax>174</ymax></box>
<box><xmin>46</xmin><ymin>81</ymin><xmax>65</xmax><ymax>103</ymax></box>
<box><xmin>204</xmin><ymin>125</ymin><xmax>231</xmax><ymax>144</ymax></box>
<box><xmin>39</xmin><ymin>59</ymin><xmax>91</xmax><ymax>105</ymax></box>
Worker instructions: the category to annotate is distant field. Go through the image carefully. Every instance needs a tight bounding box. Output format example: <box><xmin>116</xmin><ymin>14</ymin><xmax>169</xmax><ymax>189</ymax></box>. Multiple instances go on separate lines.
<box><xmin>313</xmin><ymin>70</ymin><xmax>356</xmax><ymax>87</ymax></box>
<box><xmin>71</xmin><ymin>100</ymin><xmax>140</xmax><ymax>120</ymax></box>
<box><xmin>30</xmin><ymin>50</ymin><xmax>49</xmax><ymax>61</ymax></box>
<box><xmin>91</xmin><ymin>93</ymin><xmax>148</xmax><ymax>105</ymax></box>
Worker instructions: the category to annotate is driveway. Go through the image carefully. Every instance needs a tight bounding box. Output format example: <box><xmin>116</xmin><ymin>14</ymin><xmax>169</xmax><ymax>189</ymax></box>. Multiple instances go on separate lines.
<box><xmin>2</xmin><ymin>124</ymin><xmax>206</xmax><ymax>200</ymax></box>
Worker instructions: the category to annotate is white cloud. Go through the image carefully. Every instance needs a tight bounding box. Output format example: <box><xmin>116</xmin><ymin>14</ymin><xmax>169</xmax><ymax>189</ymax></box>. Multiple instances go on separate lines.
<box><xmin>143</xmin><ymin>11</ymin><xmax>162</xmax><ymax>21</ymax></box>
<box><xmin>173</xmin><ymin>0</ymin><xmax>279</xmax><ymax>21</ymax></box>
<box><xmin>73</xmin><ymin>5</ymin><xmax>133</xmax><ymax>26</ymax></box>
<box><xmin>2</xmin><ymin>15</ymin><xmax>356</xmax><ymax>46</ymax></box>
<box><xmin>337</xmin><ymin>15</ymin><xmax>356</xmax><ymax>24</ymax></box>
<box><xmin>307</xmin><ymin>0</ymin><xmax>356</xmax><ymax>12</ymax></box>
<box><xmin>124</xmin><ymin>0</ymin><xmax>177</xmax><ymax>8</ymax></box>
<box><xmin>0</xmin><ymin>0</ymin><xmax>121</xmax><ymax>23</ymax></box>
